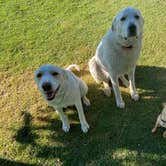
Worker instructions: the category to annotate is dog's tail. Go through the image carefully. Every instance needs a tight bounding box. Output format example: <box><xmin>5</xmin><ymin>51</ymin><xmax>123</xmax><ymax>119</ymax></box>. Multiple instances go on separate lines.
<box><xmin>66</xmin><ymin>64</ymin><xmax>80</xmax><ymax>72</ymax></box>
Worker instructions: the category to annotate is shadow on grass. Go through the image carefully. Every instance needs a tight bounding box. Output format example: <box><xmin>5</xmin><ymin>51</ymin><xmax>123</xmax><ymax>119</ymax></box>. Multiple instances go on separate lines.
<box><xmin>14</xmin><ymin>65</ymin><xmax>166</xmax><ymax>165</ymax></box>
<box><xmin>14</xmin><ymin>111</ymin><xmax>38</xmax><ymax>144</ymax></box>
<box><xmin>0</xmin><ymin>158</ymin><xmax>36</xmax><ymax>166</ymax></box>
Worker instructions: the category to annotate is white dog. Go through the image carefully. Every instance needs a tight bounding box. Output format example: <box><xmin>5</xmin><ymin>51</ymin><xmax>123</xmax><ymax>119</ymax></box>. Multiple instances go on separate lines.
<box><xmin>34</xmin><ymin>64</ymin><xmax>90</xmax><ymax>133</ymax></box>
<box><xmin>89</xmin><ymin>7</ymin><xmax>144</xmax><ymax>108</ymax></box>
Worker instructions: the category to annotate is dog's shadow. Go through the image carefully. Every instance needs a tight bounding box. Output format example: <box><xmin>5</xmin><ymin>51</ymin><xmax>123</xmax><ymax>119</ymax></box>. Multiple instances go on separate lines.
<box><xmin>13</xmin><ymin>111</ymin><xmax>39</xmax><ymax>144</ymax></box>
<box><xmin>14</xmin><ymin>65</ymin><xmax>166</xmax><ymax>165</ymax></box>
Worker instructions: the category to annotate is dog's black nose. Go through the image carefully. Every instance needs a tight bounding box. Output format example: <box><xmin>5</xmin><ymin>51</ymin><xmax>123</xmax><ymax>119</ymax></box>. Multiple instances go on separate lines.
<box><xmin>42</xmin><ymin>82</ymin><xmax>52</xmax><ymax>91</ymax></box>
<box><xmin>128</xmin><ymin>24</ymin><xmax>136</xmax><ymax>36</ymax></box>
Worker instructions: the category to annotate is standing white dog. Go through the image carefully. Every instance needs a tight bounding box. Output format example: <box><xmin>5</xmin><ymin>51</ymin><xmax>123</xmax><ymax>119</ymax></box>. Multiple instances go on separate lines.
<box><xmin>34</xmin><ymin>64</ymin><xmax>90</xmax><ymax>133</ymax></box>
<box><xmin>89</xmin><ymin>7</ymin><xmax>144</xmax><ymax>108</ymax></box>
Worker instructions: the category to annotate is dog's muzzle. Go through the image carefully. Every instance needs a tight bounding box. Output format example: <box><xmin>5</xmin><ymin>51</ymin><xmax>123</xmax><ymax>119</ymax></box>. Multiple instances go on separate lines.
<box><xmin>42</xmin><ymin>82</ymin><xmax>52</xmax><ymax>92</ymax></box>
<box><xmin>42</xmin><ymin>82</ymin><xmax>60</xmax><ymax>101</ymax></box>
<box><xmin>128</xmin><ymin>24</ymin><xmax>137</xmax><ymax>37</ymax></box>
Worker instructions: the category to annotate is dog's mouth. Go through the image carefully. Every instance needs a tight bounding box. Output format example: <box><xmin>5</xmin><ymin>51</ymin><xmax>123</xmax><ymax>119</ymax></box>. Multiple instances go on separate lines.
<box><xmin>122</xmin><ymin>45</ymin><xmax>133</xmax><ymax>50</ymax></box>
<box><xmin>45</xmin><ymin>85</ymin><xmax>60</xmax><ymax>101</ymax></box>
<box><xmin>119</xmin><ymin>36</ymin><xmax>137</xmax><ymax>50</ymax></box>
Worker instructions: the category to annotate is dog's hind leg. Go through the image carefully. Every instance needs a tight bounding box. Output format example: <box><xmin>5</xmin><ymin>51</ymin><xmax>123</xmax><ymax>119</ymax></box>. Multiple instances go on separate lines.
<box><xmin>79</xmin><ymin>80</ymin><xmax>91</xmax><ymax>106</ymax></box>
<box><xmin>103</xmin><ymin>81</ymin><xmax>111</xmax><ymax>97</ymax></box>
<box><xmin>89</xmin><ymin>56</ymin><xmax>111</xmax><ymax>96</ymax></box>
<box><xmin>88</xmin><ymin>56</ymin><xmax>102</xmax><ymax>84</ymax></box>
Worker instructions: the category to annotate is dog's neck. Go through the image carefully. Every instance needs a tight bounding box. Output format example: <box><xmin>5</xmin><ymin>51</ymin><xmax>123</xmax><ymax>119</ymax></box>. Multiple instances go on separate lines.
<box><xmin>112</xmin><ymin>31</ymin><xmax>142</xmax><ymax>51</ymax></box>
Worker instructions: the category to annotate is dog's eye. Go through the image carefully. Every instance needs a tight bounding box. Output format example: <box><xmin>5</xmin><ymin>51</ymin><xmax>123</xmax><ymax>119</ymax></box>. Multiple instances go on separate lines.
<box><xmin>120</xmin><ymin>17</ymin><xmax>126</xmax><ymax>21</ymax></box>
<box><xmin>37</xmin><ymin>73</ymin><xmax>42</xmax><ymax>78</ymax></box>
<box><xmin>135</xmin><ymin>15</ymin><xmax>139</xmax><ymax>19</ymax></box>
<box><xmin>52</xmin><ymin>71</ymin><xmax>58</xmax><ymax>76</ymax></box>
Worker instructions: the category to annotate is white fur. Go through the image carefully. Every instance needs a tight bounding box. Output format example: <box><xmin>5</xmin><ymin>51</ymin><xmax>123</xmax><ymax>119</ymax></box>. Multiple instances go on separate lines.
<box><xmin>152</xmin><ymin>103</ymin><xmax>166</xmax><ymax>134</ymax></box>
<box><xmin>66</xmin><ymin>64</ymin><xmax>80</xmax><ymax>71</ymax></box>
<box><xmin>89</xmin><ymin>7</ymin><xmax>144</xmax><ymax>108</ymax></box>
<box><xmin>34</xmin><ymin>64</ymin><xmax>90</xmax><ymax>133</ymax></box>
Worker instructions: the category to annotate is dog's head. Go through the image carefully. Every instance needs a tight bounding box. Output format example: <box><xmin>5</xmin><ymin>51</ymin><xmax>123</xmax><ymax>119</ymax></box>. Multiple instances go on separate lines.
<box><xmin>112</xmin><ymin>7</ymin><xmax>144</xmax><ymax>46</ymax></box>
<box><xmin>34</xmin><ymin>64</ymin><xmax>67</xmax><ymax>101</ymax></box>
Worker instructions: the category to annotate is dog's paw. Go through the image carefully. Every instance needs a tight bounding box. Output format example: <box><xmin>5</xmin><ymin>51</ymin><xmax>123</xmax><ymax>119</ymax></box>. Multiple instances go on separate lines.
<box><xmin>131</xmin><ymin>93</ymin><xmax>139</xmax><ymax>101</ymax></box>
<box><xmin>117</xmin><ymin>101</ymin><xmax>125</xmax><ymax>109</ymax></box>
<box><xmin>103</xmin><ymin>88</ymin><xmax>111</xmax><ymax>97</ymax></box>
<box><xmin>152</xmin><ymin>128</ymin><xmax>156</xmax><ymax>133</ymax></box>
<box><xmin>83</xmin><ymin>96</ymin><xmax>91</xmax><ymax>106</ymax></box>
<box><xmin>62</xmin><ymin>123</ymin><xmax>70</xmax><ymax>133</ymax></box>
<box><xmin>81</xmin><ymin>122</ymin><xmax>89</xmax><ymax>133</ymax></box>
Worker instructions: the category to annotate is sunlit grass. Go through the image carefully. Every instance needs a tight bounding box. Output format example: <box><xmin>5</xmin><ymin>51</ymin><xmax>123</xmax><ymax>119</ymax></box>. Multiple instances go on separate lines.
<box><xmin>0</xmin><ymin>0</ymin><xmax>166</xmax><ymax>165</ymax></box>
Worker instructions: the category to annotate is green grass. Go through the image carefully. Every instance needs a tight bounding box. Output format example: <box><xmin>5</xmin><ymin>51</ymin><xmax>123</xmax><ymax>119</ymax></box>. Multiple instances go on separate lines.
<box><xmin>0</xmin><ymin>0</ymin><xmax>166</xmax><ymax>165</ymax></box>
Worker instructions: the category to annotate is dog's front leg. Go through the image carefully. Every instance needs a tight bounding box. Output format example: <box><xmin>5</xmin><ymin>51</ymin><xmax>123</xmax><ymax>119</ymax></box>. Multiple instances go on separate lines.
<box><xmin>128</xmin><ymin>69</ymin><xmax>139</xmax><ymax>101</ymax></box>
<box><xmin>75</xmin><ymin>98</ymin><xmax>89</xmax><ymax>133</ymax></box>
<box><xmin>55</xmin><ymin>107</ymin><xmax>70</xmax><ymax>133</ymax></box>
<box><xmin>110</xmin><ymin>75</ymin><xmax>125</xmax><ymax>108</ymax></box>
<box><xmin>152</xmin><ymin>116</ymin><xmax>160</xmax><ymax>133</ymax></box>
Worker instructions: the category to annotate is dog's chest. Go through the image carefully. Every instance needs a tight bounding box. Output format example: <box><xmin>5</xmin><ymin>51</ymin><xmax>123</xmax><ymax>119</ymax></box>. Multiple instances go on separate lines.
<box><xmin>106</xmin><ymin>49</ymin><xmax>139</xmax><ymax>74</ymax></box>
<box><xmin>50</xmin><ymin>97</ymin><xmax>74</xmax><ymax>108</ymax></box>
<box><xmin>48</xmin><ymin>78</ymin><xmax>79</xmax><ymax>108</ymax></box>
<box><xmin>97</xmin><ymin>33</ymin><xmax>142</xmax><ymax>75</ymax></box>
<box><xmin>119</xmin><ymin>51</ymin><xmax>137</xmax><ymax>70</ymax></box>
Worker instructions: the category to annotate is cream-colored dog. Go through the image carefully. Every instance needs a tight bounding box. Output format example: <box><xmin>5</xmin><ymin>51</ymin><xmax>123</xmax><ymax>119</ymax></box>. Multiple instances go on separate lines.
<box><xmin>152</xmin><ymin>103</ymin><xmax>166</xmax><ymax>138</ymax></box>
<box><xmin>34</xmin><ymin>64</ymin><xmax>90</xmax><ymax>133</ymax></box>
<box><xmin>89</xmin><ymin>7</ymin><xmax>144</xmax><ymax>108</ymax></box>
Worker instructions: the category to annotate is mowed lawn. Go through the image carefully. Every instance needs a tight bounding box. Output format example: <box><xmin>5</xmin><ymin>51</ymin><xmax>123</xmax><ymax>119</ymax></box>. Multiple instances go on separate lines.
<box><xmin>0</xmin><ymin>0</ymin><xmax>166</xmax><ymax>165</ymax></box>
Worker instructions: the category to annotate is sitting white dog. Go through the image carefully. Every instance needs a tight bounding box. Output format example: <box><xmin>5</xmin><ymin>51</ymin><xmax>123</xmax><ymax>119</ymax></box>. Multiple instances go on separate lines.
<box><xmin>89</xmin><ymin>7</ymin><xmax>144</xmax><ymax>108</ymax></box>
<box><xmin>34</xmin><ymin>64</ymin><xmax>90</xmax><ymax>133</ymax></box>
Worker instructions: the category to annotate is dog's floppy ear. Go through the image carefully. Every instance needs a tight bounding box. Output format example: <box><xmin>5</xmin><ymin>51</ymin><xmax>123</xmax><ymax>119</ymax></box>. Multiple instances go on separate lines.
<box><xmin>111</xmin><ymin>16</ymin><xmax>117</xmax><ymax>32</ymax></box>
